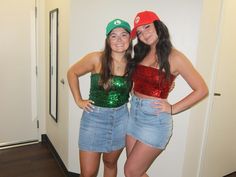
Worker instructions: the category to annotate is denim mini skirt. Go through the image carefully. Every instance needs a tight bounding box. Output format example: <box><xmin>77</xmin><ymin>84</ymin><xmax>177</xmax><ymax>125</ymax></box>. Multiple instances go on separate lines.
<box><xmin>127</xmin><ymin>95</ymin><xmax>173</xmax><ymax>150</ymax></box>
<box><xmin>79</xmin><ymin>104</ymin><xmax>128</xmax><ymax>152</ymax></box>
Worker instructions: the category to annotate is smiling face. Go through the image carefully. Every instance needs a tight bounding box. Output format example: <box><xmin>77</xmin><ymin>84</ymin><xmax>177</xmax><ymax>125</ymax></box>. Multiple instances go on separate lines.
<box><xmin>108</xmin><ymin>27</ymin><xmax>130</xmax><ymax>53</ymax></box>
<box><xmin>136</xmin><ymin>23</ymin><xmax>158</xmax><ymax>47</ymax></box>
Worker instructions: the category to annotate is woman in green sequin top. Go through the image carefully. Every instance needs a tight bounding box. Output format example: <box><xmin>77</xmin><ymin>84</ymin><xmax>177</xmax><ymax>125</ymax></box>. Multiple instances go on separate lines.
<box><xmin>67</xmin><ymin>19</ymin><xmax>132</xmax><ymax>177</ymax></box>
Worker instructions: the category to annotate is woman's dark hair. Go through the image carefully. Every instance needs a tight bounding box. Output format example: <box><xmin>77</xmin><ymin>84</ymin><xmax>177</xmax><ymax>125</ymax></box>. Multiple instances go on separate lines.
<box><xmin>99</xmin><ymin>31</ymin><xmax>132</xmax><ymax>91</ymax></box>
<box><xmin>128</xmin><ymin>20</ymin><xmax>172</xmax><ymax>80</ymax></box>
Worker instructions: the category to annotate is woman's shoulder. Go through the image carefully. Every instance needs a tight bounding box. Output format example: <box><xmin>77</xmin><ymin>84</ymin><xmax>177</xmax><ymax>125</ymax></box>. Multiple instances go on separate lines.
<box><xmin>84</xmin><ymin>51</ymin><xmax>102</xmax><ymax>60</ymax></box>
<box><xmin>170</xmin><ymin>48</ymin><xmax>185</xmax><ymax>59</ymax></box>
<box><xmin>169</xmin><ymin>48</ymin><xmax>192</xmax><ymax>74</ymax></box>
<box><xmin>80</xmin><ymin>51</ymin><xmax>102</xmax><ymax>65</ymax></box>
<box><xmin>169</xmin><ymin>48</ymin><xmax>190</xmax><ymax>64</ymax></box>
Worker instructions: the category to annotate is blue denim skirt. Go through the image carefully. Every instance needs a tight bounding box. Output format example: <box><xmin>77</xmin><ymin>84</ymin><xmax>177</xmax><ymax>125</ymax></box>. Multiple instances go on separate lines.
<box><xmin>127</xmin><ymin>95</ymin><xmax>173</xmax><ymax>149</ymax></box>
<box><xmin>79</xmin><ymin>104</ymin><xmax>128</xmax><ymax>152</ymax></box>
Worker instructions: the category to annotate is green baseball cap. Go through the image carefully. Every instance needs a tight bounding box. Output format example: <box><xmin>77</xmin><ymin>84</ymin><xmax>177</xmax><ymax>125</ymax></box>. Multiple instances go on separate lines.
<box><xmin>106</xmin><ymin>19</ymin><xmax>131</xmax><ymax>36</ymax></box>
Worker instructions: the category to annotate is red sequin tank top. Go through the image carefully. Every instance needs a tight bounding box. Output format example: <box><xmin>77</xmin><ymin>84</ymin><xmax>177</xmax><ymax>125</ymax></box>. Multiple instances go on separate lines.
<box><xmin>132</xmin><ymin>65</ymin><xmax>176</xmax><ymax>99</ymax></box>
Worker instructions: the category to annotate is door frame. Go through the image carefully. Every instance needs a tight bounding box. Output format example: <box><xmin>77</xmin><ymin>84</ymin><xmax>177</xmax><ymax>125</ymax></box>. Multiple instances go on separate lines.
<box><xmin>197</xmin><ymin>0</ymin><xmax>228</xmax><ymax>176</ymax></box>
<box><xmin>35</xmin><ymin>0</ymin><xmax>47</xmax><ymax>141</ymax></box>
<box><xmin>0</xmin><ymin>0</ymin><xmax>41</xmax><ymax>148</ymax></box>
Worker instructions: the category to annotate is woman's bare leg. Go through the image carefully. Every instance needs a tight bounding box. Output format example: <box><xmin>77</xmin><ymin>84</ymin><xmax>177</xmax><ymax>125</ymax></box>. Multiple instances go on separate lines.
<box><xmin>102</xmin><ymin>148</ymin><xmax>123</xmax><ymax>177</ymax></box>
<box><xmin>125</xmin><ymin>135</ymin><xmax>163</xmax><ymax>177</ymax></box>
<box><xmin>79</xmin><ymin>150</ymin><xmax>101</xmax><ymax>177</ymax></box>
<box><xmin>125</xmin><ymin>135</ymin><xmax>136</xmax><ymax>157</ymax></box>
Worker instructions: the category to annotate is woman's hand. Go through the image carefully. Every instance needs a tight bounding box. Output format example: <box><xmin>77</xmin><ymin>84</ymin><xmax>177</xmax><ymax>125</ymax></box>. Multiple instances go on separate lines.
<box><xmin>77</xmin><ymin>99</ymin><xmax>94</xmax><ymax>112</ymax></box>
<box><xmin>152</xmin><ymin>99</ymin><xmax>172</xmax><ymax>114</ymax></box>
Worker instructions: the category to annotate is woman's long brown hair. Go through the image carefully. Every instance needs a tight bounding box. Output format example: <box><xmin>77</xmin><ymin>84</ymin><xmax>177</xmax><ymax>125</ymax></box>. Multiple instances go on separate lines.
<box><xmin>128</xmin><ymin>20</ymin><xmax>172</xmax><ymax>80</ymax></box>
<box><xmin>99</xmin><ymin>32</ymin><xmax>132</xmax><ymax>91</ymax></box>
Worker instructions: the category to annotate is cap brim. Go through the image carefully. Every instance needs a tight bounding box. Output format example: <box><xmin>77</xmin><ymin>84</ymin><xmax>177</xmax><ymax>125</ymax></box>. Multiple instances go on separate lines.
<box><xmin>107</xmin><ymin>25</ymin><xmax>131</xmax><ymax>36</ymax></box>
<box><xmin>131</xmin><ymin>21</ymin><xmax>150</xmax><ymax>39</ymax></box>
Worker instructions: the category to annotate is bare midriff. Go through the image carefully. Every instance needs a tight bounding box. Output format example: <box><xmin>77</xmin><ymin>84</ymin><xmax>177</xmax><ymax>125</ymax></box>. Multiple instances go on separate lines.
<box><xmin>133</xmin><ymin>91</ymin><xmax>167</xmax><ymax>101</ymax></box>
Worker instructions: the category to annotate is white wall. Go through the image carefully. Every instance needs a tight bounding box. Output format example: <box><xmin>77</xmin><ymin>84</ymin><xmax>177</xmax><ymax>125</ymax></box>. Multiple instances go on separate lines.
<box><xmin>44</xmin><ymin>0</ymin><xmax>70</xmax><ymax>168</ymax></box>
<box><xmin>68</xmin><ymin>0</ymin><xmax>203</xmax><ymax>176</ymax></box>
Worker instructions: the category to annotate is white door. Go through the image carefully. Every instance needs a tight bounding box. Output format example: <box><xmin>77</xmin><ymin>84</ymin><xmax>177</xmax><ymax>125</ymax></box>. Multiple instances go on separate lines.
<box><xmin>201</xmin><ymin>0</ymin><xmax>236</xmax><ymax>176</ymax></box>
<box><xmin>0</xmin><ymin>0</ymin><xmax>38</xmax><ymax>147</ymax></box>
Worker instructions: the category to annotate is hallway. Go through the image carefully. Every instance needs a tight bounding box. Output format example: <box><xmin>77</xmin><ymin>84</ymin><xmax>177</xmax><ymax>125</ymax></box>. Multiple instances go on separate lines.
<box><xmin>0</xmin><ymin>143</ymin><xmax>66</xmax><ymax>177</ymax></box>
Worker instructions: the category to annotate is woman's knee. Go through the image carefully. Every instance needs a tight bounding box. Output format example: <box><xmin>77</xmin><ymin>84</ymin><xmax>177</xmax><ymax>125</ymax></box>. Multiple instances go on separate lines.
<box><xmin>124</xmin><ymin>161</ymin><xmax>137</xmax><ymax>177</ymax></box>
<box><xmin>80</xmin><ymin>167</ymin><xmax>98</xmax><ymax>177</ymax></box>
<box><xmin>102</xmin><ymin>156</ymin><xmax>117</xmax><ymax>169</ymax></box>
<box><xmin>102</xmin><ymin>150</ymin><xmax>122</xmax><ymax>169</ymax></box>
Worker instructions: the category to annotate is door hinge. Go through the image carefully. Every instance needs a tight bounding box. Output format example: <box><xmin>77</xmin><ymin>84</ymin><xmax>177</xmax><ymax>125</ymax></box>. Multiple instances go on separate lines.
<box><xmin>35</xmin><ymin>66</ymin><xmax>38</xmax><ymax>76</ymax></box>
<box><xmin>35</xmin><ymin>6</ymin><xmax>37</xmax><ymax>18</ymax></box>
<box><xmin>37</xmin><ymin>120</ymin><xmax>39</xmax><ymax>128</ymax></box>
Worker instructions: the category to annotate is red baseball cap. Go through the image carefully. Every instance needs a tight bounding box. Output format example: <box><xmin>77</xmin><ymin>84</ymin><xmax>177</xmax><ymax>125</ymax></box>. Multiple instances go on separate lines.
<box><xmin>131</xmin><ymin>11</ymin><xmax>160</xmax><ymax>39</ymax></box>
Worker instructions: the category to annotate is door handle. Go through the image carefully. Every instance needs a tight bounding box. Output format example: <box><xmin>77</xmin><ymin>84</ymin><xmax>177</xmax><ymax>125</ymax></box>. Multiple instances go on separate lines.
<box><xmin>214</xmin><ymin>93</ymin><xmax>221</xmax><ymax>96</ymax></box>
<box><xmin>60</xmin><ymin>78</ymin><xmax>65</xmax><ymax>85</ymax></box>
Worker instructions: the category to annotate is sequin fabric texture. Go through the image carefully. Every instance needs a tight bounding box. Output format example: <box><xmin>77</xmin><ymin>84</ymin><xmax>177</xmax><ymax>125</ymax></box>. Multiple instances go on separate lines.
<box><xmin>132</xmin><ymin>65</ymin><xmax>176</xmax><ymax>98</ymax></box>
<box><xmin>89</xmin><ymin>73</ymin><xmax>131</xmax><ymax>108</ymax></box>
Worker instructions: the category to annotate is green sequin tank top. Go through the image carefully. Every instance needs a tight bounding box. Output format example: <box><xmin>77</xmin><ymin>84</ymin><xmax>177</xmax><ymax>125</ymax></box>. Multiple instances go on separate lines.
<box><xmin>89</xmin><ymin>73</ymin><xmax>131</xmax><ymax>108</ymax></box>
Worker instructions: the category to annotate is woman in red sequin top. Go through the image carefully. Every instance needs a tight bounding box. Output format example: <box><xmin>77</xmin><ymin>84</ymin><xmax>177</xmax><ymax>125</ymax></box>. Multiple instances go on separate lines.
<box><xmin>124</xmin><ymin>11</ymin><xmax>209</xmax><ymax>177</ymax></box>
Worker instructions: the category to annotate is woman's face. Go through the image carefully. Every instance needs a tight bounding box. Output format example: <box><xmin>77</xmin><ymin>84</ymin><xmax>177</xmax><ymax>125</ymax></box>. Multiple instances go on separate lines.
<box><xmin>108</xmin><ymin>27</ymin><xmax>130</xmax><ymax>53</ymax></box>
<box><xmin>136</xmin><ymin>23</ymin><xmax>158</xmax><ymax>46</ymax></box>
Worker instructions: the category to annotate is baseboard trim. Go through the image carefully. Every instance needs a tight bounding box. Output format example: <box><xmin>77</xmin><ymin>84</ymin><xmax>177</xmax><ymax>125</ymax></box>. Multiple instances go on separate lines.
<box><xmin>41</xmin><ymin>134</ymin><xmax>80</xmax><ymax>177</ymax></box>
<box><xmin>223</xmin><ymin>171</ymin><xmax>236</xmax><ymax>177</ymax></box>
<box><xmin>68</xmin><ymin>172</ymin><xmax>80</xmax><ymax>177</ymax></box>
<box><xmin>0</xmin><ymin>140</ymin><xmax>39</xmax><ymax>150</ymax></box>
